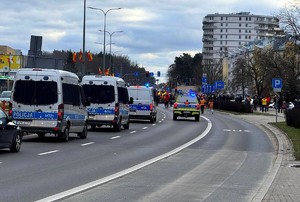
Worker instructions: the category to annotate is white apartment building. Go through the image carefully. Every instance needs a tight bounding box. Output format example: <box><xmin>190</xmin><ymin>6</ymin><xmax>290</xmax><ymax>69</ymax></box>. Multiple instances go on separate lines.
<box><xmin>202</xmin><ymin>12</ymin><xmax>280</xmax><ymax>64</ymax></box>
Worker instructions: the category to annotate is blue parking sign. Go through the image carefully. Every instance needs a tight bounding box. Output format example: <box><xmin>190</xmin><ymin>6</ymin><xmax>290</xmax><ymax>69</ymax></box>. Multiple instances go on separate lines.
<box><xmin>272</xmin><ymin>78</ymin><xmax>282</xmax><ymax>88</ymax></box>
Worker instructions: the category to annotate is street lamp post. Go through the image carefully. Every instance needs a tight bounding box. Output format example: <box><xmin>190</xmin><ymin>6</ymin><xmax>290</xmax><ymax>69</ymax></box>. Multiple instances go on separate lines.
<box><xmin>98</xmin><ymin>30</ymin><xmax>123</xmax><ymax>74</ymax></box>
<box><xmin>88</xmin><ymin>7</ymin><xmax>122</xmax><ymax>74</ymax></box>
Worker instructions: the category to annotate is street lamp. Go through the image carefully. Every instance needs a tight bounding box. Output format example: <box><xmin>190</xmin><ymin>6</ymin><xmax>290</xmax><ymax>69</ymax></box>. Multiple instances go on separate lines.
<box><xmin>88</xmin><ymin>7</ymin><xmax>122</xmax><ymax>74</ymax></box>
<box><xmin>98</xmin><ymin>30</ymin><xmax>123</xmax><ymax>72</ymax></box>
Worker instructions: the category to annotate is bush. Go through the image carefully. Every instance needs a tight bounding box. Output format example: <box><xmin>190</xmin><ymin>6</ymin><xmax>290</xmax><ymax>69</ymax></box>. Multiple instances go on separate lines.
<box><xmin>286</xmin><ymin>108</ymin><xmax>300</xmax><ymax>129</ymax></box>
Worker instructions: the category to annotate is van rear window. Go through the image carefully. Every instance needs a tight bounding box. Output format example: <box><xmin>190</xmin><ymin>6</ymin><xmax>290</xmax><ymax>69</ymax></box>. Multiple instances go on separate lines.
<box><xmin>128</xmin><ymin>89</ymin><xmax>151</xmax><ymax>100</ymax></box>
<box><xmin>82</xmin><ymin>84</ymin><xmax>115</xmax><ymax>104</ymax></box>
<box><xmin>13</xmin><ymin>80</ymin><xmax>58</xmax><ymax>105</ymax></box>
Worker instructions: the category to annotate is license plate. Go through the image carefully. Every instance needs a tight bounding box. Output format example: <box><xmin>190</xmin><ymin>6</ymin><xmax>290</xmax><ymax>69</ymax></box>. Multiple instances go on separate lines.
<box><xmin>183</xmin><ymin>111</ymin><xmax>191</xmax><ymax>114</ymax></box>
<box><xmin>14</xmin><ymin>121</ymin><xmax>31</xmax><ymax>125</ymax></box>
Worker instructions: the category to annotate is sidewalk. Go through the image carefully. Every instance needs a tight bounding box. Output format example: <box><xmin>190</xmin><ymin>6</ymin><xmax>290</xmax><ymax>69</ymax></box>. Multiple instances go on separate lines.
<box><xmin>232</xmin><ymin>108</ymin><xmax>300</xmax><ymax>201</ymax></box>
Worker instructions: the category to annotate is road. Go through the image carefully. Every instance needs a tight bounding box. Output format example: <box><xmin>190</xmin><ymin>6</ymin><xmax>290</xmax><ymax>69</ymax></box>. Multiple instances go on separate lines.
<box><xmin>0</xmin><ymin>105</ymin><xmax>275</xmax><ymax>202</ymax></box>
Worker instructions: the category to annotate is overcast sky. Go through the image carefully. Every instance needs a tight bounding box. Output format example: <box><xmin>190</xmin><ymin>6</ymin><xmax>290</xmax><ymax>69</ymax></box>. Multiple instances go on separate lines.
<box><xmin>1</xmin><ymin>0</ymin><xmax>287</xmax><ymax>81</ymax></box>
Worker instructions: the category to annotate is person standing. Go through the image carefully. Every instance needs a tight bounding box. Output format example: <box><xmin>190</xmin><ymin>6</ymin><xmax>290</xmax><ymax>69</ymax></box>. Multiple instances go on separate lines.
<box><xmin>200</xmin><ymin>96</ymin><xmax>206</xmax><ymax>114</ymax></box>
<box><xmin>261</xmin><ymin>96</ymin><xmax>267</xmax><ymax>112</ymax></box>
<box><xmin>208</xmin><ymin>99</ymin><xmax>214</xmax><ymax>114</ymax></box>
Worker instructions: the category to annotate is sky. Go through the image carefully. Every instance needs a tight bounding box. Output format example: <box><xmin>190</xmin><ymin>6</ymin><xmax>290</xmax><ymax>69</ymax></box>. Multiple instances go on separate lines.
<box><xmin>1</xmin><ymin>0</ymin><xmax>288</xmax><ymax>82</ymax></box>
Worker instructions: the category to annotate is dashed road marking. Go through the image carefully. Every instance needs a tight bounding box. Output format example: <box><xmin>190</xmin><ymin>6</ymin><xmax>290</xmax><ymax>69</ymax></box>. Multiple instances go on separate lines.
<box><xmin>223</xmin><ymin>129</ymin><xmax>251</xmax><ymax>133</ymax></box>
<box><xmin>152</xmin><ymin>124</ymin><xmax>156</xmax><ymax>126</ymax></box>
<box><xmin>142</xmin><ymin>127</ymin><xmax>148</xmax><ymax>130</ymax></box>
<box><xmin>38</xmin><ymin>150</ymin><xmax>59</xmax><ymax>156</ymax></box>
<box><xmin>130</xmin><ymin>131</ymin><xmax>137</xmax><ymax>134</ymax></box>
<box><xmin>111</xmin><ymin>136</ymin><xmax>120</xmax><ymax>139</ymax></box>
<box><xmin>81</xmin><ymin>142</ymin><xmax>95</xmax><ymax>146</ymax></box>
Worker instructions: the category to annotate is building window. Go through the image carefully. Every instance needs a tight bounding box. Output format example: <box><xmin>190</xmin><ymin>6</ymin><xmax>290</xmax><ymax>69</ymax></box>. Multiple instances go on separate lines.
<box><xmin>246</xmin><ymin>24</ymin><xmax>248</xmax><ymax>27</ymax></box>
<box><xmin>220</xmin><ymin>29</ymin><xmax>223</xmax><ymax>32</ymax></box>
<box><xmin>239</xmin><ymin>35</ymin><xmax>241</xmax><ymax>39</ymax></box>
<box><xmin>245</xmin><ymin>36</ymin><xmax>247</xmax><ymax>39</ymax></box>
<box><xmin>249</xmin><ymin>17</ymin><xmax>251</xmax><ymax>21</ymax></box>
<box><xmin>221</xmin><ymin>17</ymin><xmax>223</xmax><ymax>20</ymax></box>
<box><xmin>239</xmin><ymin>17</ymin><xmax>242</xmax><ymax>21</ymax></box>
<box><xmin>220</xmin><ymin>35</ymin><xmax>223</xmax><ymax>38</ymax></box>
<box><xmin>226</xmin><ymin>17</ymin><xmax>228</xmax><ymax>20</ymax></box>
<box><xmin>239</xmin><ymin>23</ymin><xmax>241</xmax><ymax>27</ymax></box>
<box><xmin>221</xmin><ymin>23</ymin><xmax>223</xmax><ymax>26</ymax></box>
<box><xmin>220</xmin><ymin>41</ymin><xmax>223</xmax><ymax>45</ymax></box>
<box><xmin>226</xmin><ymin>35</ymin><xmax>228</xmax><ymax>39</ymax></box>
<box><xmin>226</xmin><ymin>23</ymin><xmax>228</xmax><ymax>26</ymax></box>
<box><xmin>226</xmin><ymin>29</ymin><xmax>228</xmax><ymax>32</ymax></box>
<box><xmin>239</xmin><ymin>29</ymin><xmax>241</xmax><ymax>33</ymax></box>
<box><xmin>249</xmin><ymin>36</ymin><xmax>251</xmax><ymax>39</ymax></box>
<box><xmin>239</xmin><ymin>41</ymin><xmax>241</xmax><ymax>45</ymax></box>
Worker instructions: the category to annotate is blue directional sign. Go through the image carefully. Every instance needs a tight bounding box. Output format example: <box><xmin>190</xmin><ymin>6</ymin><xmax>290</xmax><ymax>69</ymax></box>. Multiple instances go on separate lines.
<box><xmin>215</xmin><ymin>81</ymin><xmax>225</xmax><ymax>89</ymax></box>
<box><xmin>272</xmin><ymin>78</ymin><xmax>282</xmax><ymax>88</ymax></box>
<box><xmin>115</xmin><ymin>73</ymin><xmax>120</xmax><ymax>77</ymax></box>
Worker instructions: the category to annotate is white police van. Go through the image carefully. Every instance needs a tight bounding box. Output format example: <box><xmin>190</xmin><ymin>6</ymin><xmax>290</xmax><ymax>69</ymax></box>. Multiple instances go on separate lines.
<box><xmin>11</xmin><ymin>68</ymin><xmax>90</xmax><ymax>141</ymax></box>
<box><xmin>81</xmin><ymin>75</ymin><xmax>130</xmax><ymax>131</ymax></box>
<box><xmin>127</xmin><ymin>86</ymin><xmax>157</xmax><ymax>123</ymax></box>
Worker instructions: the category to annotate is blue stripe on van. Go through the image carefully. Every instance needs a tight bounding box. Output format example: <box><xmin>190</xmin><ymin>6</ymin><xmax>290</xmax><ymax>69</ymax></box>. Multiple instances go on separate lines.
<box><xmin>64</xmin><ymin>113</ymin><xmax>86</xmax><ymax>120</ymax></box>
<box><xmin>12</xmin><ymin>111</ymin><xmax>58</xmax><ymax>120</ymax></box>
<box><xmin>129</xmin><ymin>104</ymin><xmax>150</xmax><ymax>111</ymax></box>
<box><xmin>87</xmin><ymin>108</ymin><xmax>115</xmax><ymax>115</ymax></box>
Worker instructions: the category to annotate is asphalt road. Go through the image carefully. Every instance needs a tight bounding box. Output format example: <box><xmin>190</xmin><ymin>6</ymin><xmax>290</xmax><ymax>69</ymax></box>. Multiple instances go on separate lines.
<box><xmin>0</xmin><ymin>105</ymin><xmax>275</xmax><ymax>202</ymax></box>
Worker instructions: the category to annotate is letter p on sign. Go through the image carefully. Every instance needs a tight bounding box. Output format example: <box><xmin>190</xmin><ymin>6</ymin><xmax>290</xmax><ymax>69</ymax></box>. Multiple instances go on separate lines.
<box><xmin>272</xmin><ymin>78</ymin><xmax>282</xmax><ymax>92</ymax></box>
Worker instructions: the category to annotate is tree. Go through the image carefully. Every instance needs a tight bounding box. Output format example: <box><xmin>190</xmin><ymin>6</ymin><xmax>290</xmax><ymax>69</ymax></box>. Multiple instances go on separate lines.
<box><xmin>167</xmin><ymin>53</ymin><xmax>203</xmax><ymax>87</ymax></box>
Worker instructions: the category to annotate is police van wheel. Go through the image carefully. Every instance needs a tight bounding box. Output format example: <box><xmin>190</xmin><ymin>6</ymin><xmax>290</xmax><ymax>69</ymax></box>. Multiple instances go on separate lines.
<box><xmin>123</xmin><ymin>120</ymin><xmax>130</xmax><ymax>130</ymax></box>
<box><xmin>78</xmin><ymin>124</ymin><xmax>88</xmax><ymax>139</ymax></box>
<box><xmin>114</xmin><ymin>121</ymin><xmax>121</xmax><ymax>132</ymax></box>
<box><xmin>61</xmin><ymin>125</ymin><xmax>70</xmax><ymax>142</ymax></box>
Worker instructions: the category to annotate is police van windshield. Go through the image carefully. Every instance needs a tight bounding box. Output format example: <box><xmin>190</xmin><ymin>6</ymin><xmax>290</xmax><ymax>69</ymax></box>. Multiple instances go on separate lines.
<box><xmin>82</xmin><ymin>84</ymin><xmax>115</xmax><ymax>104</ymax></box>
<box><xmin>128</xmin><ymin>89</ymin><xmax>151</xmax><ymax>100</ymax></box>
<box><xmin>13</xmin><ymin>80</ymin><xmax>58</xmax><ymax>105</ymax></box>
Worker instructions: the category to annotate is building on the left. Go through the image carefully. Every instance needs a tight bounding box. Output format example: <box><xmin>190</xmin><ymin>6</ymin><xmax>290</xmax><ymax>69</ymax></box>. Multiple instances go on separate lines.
<box><xmin>0</xmin><ymin>45</ymin><xmax>25</xmax><ymax>91</ymax></box>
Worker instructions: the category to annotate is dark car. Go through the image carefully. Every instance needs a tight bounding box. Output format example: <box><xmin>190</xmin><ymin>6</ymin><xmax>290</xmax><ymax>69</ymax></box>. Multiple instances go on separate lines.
<box><xmin>0</xmin><ymin>108</ymin><xmax>22</xmax><ymax>152</ymax></box>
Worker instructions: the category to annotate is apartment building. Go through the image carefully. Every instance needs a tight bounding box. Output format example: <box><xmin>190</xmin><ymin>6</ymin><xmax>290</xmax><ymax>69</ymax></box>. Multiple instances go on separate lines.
<box><xmin>202</xmin><ymin>12</ymin><xmax>280</xmax><ymax>64</ymax></box>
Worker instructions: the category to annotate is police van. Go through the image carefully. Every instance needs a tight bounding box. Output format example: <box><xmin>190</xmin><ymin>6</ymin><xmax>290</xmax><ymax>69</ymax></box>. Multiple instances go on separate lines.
<box><xmin>11</xmin><ymin>68</ymin><xmax>90</xmax><ymax>141</ymax></box>
<box><xmin>127</xmin><ymin>86</ymin><xmax>157</xmax><ymax>123</ymax></box>
<box><xmin>81</xmin><ymin>75</ymin><xmax>130</xmax><ymax>131</ymax></box>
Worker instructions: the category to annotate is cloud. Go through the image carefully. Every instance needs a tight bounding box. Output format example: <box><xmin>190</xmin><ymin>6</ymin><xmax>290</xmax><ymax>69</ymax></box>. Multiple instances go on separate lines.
<box><xmin>0</xmin><ymin>0</ymin><xmax>284</xmax><ymax>83</ymax></box>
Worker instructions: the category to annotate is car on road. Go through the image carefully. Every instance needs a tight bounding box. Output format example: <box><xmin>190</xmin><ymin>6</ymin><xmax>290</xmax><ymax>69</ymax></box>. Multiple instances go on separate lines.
<box><xmin>0</xmin><ymin>108</ymin><xmax>22</xmax><ymax>152</ymax></box>
<box><xmin>0</xmin><ymin>90</ymin><xmax>11</xmax><ymax>102</ymax></box>
<box><xmin>173</xmin><ymin>93</ymin><xmax>200</xmax><ymax>121</ymax></box>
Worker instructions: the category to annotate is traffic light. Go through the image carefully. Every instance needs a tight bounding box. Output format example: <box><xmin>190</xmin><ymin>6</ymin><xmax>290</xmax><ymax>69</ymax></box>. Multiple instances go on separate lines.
<box><xmin>157</xmin><ymin>71</ymin><xmax>160</xmax><ymax>77</ymax></box>
<box><xmin>145</xmin><ymin>71</ymin><xmax>149</xmax><ymax>77</ymax></box>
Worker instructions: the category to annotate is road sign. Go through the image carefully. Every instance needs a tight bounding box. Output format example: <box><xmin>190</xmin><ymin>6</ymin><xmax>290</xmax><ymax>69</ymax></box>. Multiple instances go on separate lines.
<box><xmin>202</xmin><ymin>73</ymin><xmax>207</xmax><ymax>85</ymax></box>
<box><xmin>272</xmin><ymin>78</ymin><xmax>282</xmax><ymax>88</ymax></box>
<box><xmin>215</xmin><ymin>81</ymin><xmax>225</xmax><ymax>89</ymax></box>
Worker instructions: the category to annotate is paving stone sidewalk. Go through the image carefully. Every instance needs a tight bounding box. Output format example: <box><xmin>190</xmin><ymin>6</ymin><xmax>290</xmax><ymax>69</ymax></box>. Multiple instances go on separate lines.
<box><xmin>233</xmin><ymin>109</ymin><xmax>300</xmax><ymax>202</ymax></box>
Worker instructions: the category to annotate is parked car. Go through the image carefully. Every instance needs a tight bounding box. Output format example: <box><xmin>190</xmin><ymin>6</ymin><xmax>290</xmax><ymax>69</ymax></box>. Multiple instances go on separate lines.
<box><xmin>0</xmin><ymin>90</ymin><xmax>11</xmax><ymax>102</ymax></box>
<box><xmin>0</xmin><ymin>108</ymin><xmax>22</xmax><ymax>152</ymax></box>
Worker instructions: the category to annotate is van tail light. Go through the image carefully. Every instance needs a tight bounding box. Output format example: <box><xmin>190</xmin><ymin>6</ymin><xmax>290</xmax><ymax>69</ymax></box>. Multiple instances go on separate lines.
<box><xmin>173</xmin><ymin>103</ymin><xmax>178</xmax><ymax>109</ymax></box>
<box><xmin>196</xmin><ymin>103</ymin><xmax>200</xmax><ymax>110</ymax></box>
<box><xmin>58</xmin><ymin>104</ymin><xmax>64</xmax><ymax>121</ymax></box>
<box><xmin>114</xmin><ymin>103</ymin><xmax>119</xmax><ymax>115</ymax></box>
<box><xmin>8</xmin><ymin>101</ymin><xmax>12</xmax><ymax>118</ymax></box>
<box><xmin>150</xmin><ymin>103</ymin><xmax>153</xmax><ymax>111</ymax></box>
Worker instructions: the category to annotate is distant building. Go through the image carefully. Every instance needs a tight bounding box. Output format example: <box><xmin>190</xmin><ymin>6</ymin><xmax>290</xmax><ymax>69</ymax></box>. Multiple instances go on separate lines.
<box><xmin>202</xmin><ymin>12</ymin><xmax>281</xmax><ymax>65</ymax></box>
<box><xmin>0</xmin><ymin>45</ymin><xmax>16</xmax><ymax>55</ymax></box>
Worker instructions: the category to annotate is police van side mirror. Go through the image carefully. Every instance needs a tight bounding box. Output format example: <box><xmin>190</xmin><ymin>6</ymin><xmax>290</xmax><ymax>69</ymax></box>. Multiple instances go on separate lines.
<box><xmin>129</xmin><ymin>97</ymin><xmax>134</xmax><ymax>104</ymax></box>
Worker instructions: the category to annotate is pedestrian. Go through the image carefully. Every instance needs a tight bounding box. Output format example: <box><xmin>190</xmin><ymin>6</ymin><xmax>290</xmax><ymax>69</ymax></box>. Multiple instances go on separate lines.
<box><xmin>208</xmin><ymin>99</ymin><xmax>214</xmax><ymax>114</ymax></box>
<box><xmin>261</xmin><ymin>96</ymin><xmax>267</xmax><ymax>112</ymax></box>
<box><xmin>199</xmin><ymin>96</ymin><xmax>206</xmax><ymax>114</ymax></box>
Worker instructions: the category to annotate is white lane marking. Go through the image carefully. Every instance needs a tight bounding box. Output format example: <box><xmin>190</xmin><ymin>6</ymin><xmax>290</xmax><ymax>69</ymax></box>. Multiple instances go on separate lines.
<box><xmin>81</xmin><ymin>142</ymin><xmax>95</xmax><ymax>146</ymax></box>
<box><xmin>152</xmin><ymin>124</ymin><xmax>156</xmax><ymax>126</ymax></box>
<box><xmin>0</xmin><ymin>162</ymin><xmax>2</xmax><ymax>164</ymax></box>
<box><xmin>38</xmin><ymin>150</ymin><xmax>59</xmax><ymax>156</ymax></box>
<box><xmin>223</xmin><ymin>129</ymin><xmax>251</xmax><ymax>133</ymax></box>
<box><xmin>159</xmin><ymin>121</ymin><xmax>162</xmax><ymax>123</ymax></box>
<box><xmin>130</xmin><ymin>131</ymin><xmax>137</xmax><ymax>134</ymax></box>
<box><xmin>36</xmin><ymin>116</ymin><xmax>212</xmax><ymax>202</ymax></box>
<box><xmin>142</xmin><ymin>127</ymin><xmax>148</xmax><ymax>130</ymax></box>
<box><xmin>111</xmin><ymin>136</ymin><xmax>120</xmax><ymax>140</ymax></box>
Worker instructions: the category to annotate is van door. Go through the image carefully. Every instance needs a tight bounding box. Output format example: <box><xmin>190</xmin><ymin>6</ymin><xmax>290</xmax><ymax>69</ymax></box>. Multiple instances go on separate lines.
<box><xmin>12</xmin><ymin>73</ymin><xmax>59</xmax><ymax>129</ymax></box>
